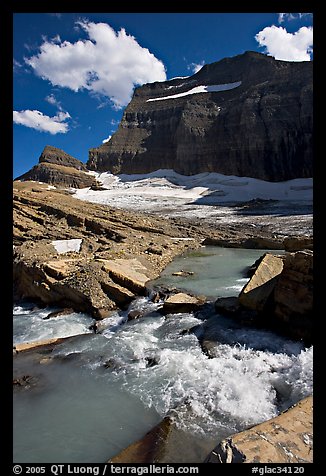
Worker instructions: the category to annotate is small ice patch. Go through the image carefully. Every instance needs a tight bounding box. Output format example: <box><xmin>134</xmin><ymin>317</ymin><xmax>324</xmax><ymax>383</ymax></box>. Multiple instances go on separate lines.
<box><xmin>51</xmin><ymin>239</ymin><xmax>82</xmax><ymax>254</ymax></box>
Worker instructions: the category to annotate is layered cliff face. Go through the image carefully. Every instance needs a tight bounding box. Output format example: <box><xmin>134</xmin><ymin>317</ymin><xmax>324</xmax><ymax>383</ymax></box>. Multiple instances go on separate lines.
<box><xmin>16</xmin><ymin>146</ymin><xmax>97</xmax><ymax>189</ymax></box>
<box><xmin>88</xmin><ymin>51</ymin><xmax>312</xmax><ymax>181</ymax></box>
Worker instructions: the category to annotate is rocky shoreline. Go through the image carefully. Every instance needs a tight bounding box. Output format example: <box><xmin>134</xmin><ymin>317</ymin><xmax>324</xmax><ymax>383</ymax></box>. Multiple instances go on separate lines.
<box><xmin>13</xmin><ymin>180</ymin><xmax>313</xmax><ymax>464</ymax></box>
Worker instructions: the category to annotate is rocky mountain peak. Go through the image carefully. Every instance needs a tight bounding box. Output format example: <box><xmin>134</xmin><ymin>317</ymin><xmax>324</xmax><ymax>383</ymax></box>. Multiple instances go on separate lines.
<box><xmin>39</xmin><ymin>145</ymin><xmax>87</xmax><ymax>171</ymax></box>
<box><xmin>15</xmin><ymin>145</ymin><xmax>97</xmax><ymax>189</ymax></box>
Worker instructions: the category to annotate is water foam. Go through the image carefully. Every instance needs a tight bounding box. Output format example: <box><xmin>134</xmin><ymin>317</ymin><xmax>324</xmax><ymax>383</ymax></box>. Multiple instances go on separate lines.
<box><xmin>99</xmin><ymin>310</ymin><xmax>312</xmax><ymax>436</ymax></box>
<box><xmin>13</xmin><ymin>303</ymin><xmax>94</xmax><ymax>344</ymax></box>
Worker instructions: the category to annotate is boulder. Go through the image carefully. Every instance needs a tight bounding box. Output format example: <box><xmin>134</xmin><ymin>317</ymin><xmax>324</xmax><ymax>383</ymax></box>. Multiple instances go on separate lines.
<box><xmin>13</xmin><ymin>254</ymin><xmax>136</xmax><ymax>318</ymax></box>
<box><xmin>204</xmin><ymin>396</ymin><xmax>313</xmax><ymax>463</ymax></box>
<box><xmin>107</xmin><ymin>414</ymin><xmax>214</xmax><ymax>463</ymax></box>
<box><xmin>236</xmin><ymin>251</ymin><xmax>312</xmax><ymax>342</ymax></box>
<box><xmin>273</xmin><ymin>250</ymin><xmax>313</xmax><ymax>341</ymax></box>
<box><xmin>163</xmin><ymin>292</ymin><xmax>204</xmax><ymax>314</ymax></box>
<box><xmin>127</xmin><ymin>309</ymin><xmax>143</xmax><ymax>321</ymax></box>
<box><xmin>238</xmin><ymin>254</ymin><xmax>284</xmax><ymax>311</ymax></box>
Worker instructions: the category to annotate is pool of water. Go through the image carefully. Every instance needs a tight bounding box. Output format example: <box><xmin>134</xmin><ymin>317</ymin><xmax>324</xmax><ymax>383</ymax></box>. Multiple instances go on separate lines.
<box><xmin>152</xmin><ymin>246</ymin><xmax>284</xmax><ymax>298</ymax></box>
<box><xmin>13</xmin><ymin>346</ymin><xmax>161</xmax><ymax>463</ymax></box>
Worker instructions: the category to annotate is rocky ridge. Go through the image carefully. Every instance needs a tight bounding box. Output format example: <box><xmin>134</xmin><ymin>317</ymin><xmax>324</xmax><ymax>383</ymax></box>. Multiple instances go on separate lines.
<box><xmin>88</xmin><ymin>51</ymin><xmax>312</xmax><ymax>181</ymax></box>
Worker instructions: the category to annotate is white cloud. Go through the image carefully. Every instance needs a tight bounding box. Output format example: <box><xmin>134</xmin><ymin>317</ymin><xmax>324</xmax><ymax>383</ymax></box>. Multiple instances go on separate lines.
<box><xmin>188</xmin><ymin>61</ymin><xmax>205</xmax><ymax>74</ymax></box>
<box><xmin>45</xmin><ymin>93</ymin><xmax>63</xmax><ymax>110</ymax></box>
<box><xmin>255</xmin><ymin>25</ymin><xmax>313</xmax><ymax>61</ymax></box>
<box><xmin>25</xmin><ymin>20</ymin><xmax>167</xmax><ymax>109</ymax></box>
<box><xmin>13</xmin><ymin>109</ymin><xmax>71</xmax><ymax>134</ymax></box>
<box><xmin>52</xmin><ymin>34</ymin><xmax>62</xmax><ymax>43</ymax></box>
<box><xmin>278</xmin><ymin>13</ymin><xmax>312</xmax><ymax>24</ymax></box>
<box><xmin>102</xmin><ymin>135</ymin><xmax>112</xmax><ymax>143</ymax></box>
<box><xmin>13</xmin><ymin>59</ymin><xmax>23</xmax><ymax>72</ymax></box>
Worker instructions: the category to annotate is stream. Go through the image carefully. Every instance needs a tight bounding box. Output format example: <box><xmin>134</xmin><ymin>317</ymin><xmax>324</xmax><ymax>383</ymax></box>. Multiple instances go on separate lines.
<box><xmin>13</xmin><ymin>247</ymin><xmax>313</xmax><ymax>463</ymax></box>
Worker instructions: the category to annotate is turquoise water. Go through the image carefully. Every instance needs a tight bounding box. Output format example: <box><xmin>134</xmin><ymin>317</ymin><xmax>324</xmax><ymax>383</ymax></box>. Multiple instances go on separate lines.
<box><xmin>153</xmin><ymin>246</ymin><xmax>284</xmax><ymax>298</ymax></box>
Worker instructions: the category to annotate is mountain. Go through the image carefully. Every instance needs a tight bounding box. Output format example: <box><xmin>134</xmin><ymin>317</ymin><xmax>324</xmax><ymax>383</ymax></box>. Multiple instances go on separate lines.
<box><xmin>87</xmin><ymin>51</ymin><xmax>312</xmax><ymax>182</ymax></box>
<box><xmin>38</xmin><ymin>145</ymin><xmax>88</xmax><ymax>171</ymax></box>
<box><xmin>16</xmin><ymin>146</ymin><xmax>97</xmax><ymax>189</ymax></box>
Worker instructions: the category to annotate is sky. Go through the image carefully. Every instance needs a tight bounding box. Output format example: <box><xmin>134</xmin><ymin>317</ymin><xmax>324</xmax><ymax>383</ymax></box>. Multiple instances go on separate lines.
<box><xmin>13</xmin><ymin>12</ymin><xmax>313</xmax><ymax>178</ymax></box>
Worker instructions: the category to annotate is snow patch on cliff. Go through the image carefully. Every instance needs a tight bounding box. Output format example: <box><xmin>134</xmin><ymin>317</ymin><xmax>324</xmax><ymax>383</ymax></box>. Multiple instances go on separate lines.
<box><xmin>147</xmin><ymin>82</ymin><xmax>242</xmax><ymax>102</ymax></box>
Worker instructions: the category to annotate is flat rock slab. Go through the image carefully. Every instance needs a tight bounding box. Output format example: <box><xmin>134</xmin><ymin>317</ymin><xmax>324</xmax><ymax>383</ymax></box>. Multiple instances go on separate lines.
<box><xmin>96</xmin><ymin>258</ymin><xmax>154</xmax><ymax>294</ymax></box>
<box><xmin>239</xmin><ymin>253</ymin><xmax>284</xmax><ymax>311</ymax></box>
<box><xmin>205</xmin><ymin>396</ymin><xmax>313</xmax><ymax>463</ymax></box>
<box><xmin>13</xmin><ymin>334</ymin><xmax>87</xmax><ymax>353</ymax></box>
<box><xmin>14</xmin><ymin>337</ymin><xmax>68</xmax><ymax>353</ymax></box>
<box><xmin>43</xmin><ymin>259</ymin><xmax>80</xmax><ymax>279</ymax></box>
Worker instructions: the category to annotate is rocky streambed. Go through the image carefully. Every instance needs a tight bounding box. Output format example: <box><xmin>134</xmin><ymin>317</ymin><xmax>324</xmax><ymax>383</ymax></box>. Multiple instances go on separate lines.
<box><xmin>13</xmin><ymin>181</ymin><xmax>313</xmax><ymax>463</ymax></box>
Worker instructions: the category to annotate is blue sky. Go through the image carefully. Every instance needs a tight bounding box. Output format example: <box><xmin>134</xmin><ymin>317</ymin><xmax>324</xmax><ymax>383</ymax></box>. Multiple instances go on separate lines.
<box><xmin>13</xmin><ymin>12</ymin><xmax>313</xmax><ymax>178</ymax></box>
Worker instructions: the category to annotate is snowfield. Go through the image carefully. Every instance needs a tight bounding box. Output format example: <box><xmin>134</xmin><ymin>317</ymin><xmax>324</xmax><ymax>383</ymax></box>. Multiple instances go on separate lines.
<box><xmin>75</xmin><ymin>169</ymin><xmax>312</xmax><ymax>205</ymax></box>
<box><xmin>73</xmin><ymin>170</ymin><xmax>313</xmax><ymax>236</ymax></box>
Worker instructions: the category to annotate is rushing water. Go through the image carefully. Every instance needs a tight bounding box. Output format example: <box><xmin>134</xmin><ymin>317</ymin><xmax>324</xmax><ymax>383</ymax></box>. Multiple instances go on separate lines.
<box><xmin>13</xmin><ymin>305</ymin><xmax>95</xmax><ymax>344</ymax></box>
<box><xmin>13</xmin><ymin>247</ymin><xmax>312</xmax><ymax>463</ymax></box>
